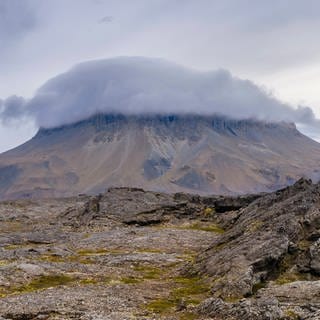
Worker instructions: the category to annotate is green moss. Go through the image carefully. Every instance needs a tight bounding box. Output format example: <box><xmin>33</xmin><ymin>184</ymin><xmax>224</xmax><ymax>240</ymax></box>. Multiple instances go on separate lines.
<box><xmin>39</xmin><ymin>247</ymin><xmax>125</xmax><ymax>264</ymax></box>
<box><xmin>203</xmin><ymin>207</ymin><xmax>215</xmax><ymax>217</ymax></box>
<box><xmin>172</xmin><ymin>276</ymin><xmax>210</xmax><ymax>304</ymax></box>
<box><xmin>182</xmin><ymin>223</ymin><xmax>225</xmax><ymax>234</ymax></box>
<box><xmin>179</xmin><ymin>312</ymin><xmax>198</xmax><ymax>320</ymax></box>
<box><xmin>246</xmin><ymin>220</ymin><xmax>263</xmax><ymax>233</ymax></box>
<box><xmin>214</xmin><ymin>242</ymin><xmax>228</xmax><ymax>252</ymax></box>
<box><xmin>14</xmin><ymin>274</ymin><xmax>76</xmax><ymax>294</ymax></box>
<box><xmin>145</xmin><ymin>275</ymin><xmax>210</xmax><ymax>315</ymax></box>
<box><xmin>275</xmin><ymin>272</ymin><xmax>308</xmax><ymax>285</ymax></box>
<box><xmin>39</xmin><ymin>254</ymin><xmax>94</xmax><ymax>265</ymax></box>
<box><xmin>0</xmin><ymin>267</ymin><xmax>115</xmax><ymax>298</ymax></box>
<box><xmin>0</xmin><ymin>260</ymin><xmax>10</xmax><ymax>266</ymax></box>
<box><xmin>275</xmin><ymin>253</ymin><xmax>309</xmax><ymax>285</ymax></box>
<box><xmin>285</xmin><ymin>309</ymin><xmax>300</xmax><ymax>319</ymax></box>
<box><xmin>133</xmin><ymin>265</ymin><xmax>162</xmax><ymax>279</ymax></box>
<box><xmin>38</xmin><ymin>255</ymin><xmax>66</xmax><ymax>263</ymax></box>
<box><xmin>146</xmin><ymin>298</ymin><xmax>176</xmax><ymax>313</ymax></box>
<box><xmin>172</xmin><ymin>283</ymin><xmax>209</xmax><ymax>297</ymax></box>
<box><xmin>223</xmin><ymin>296</ymin><xmax>242</xmax><ymax>303</ymax></box>
<box><xmin>252</xmin><ymin>281</ymin><xmax>267</xmax><ymax>294</ymax></box>
<box><xmin>77</xmin><ymin>248</ymin><xmax>109</xmax><ymax>256</ymax></box>
<box><xmin>135</xmin><ymin>248</ymin><xmax>163</xmax><ymax>254</ymax></box>
<box><xmin>297</xmin><ymin>240</ymin><xmax>311</xmax><ymax>251</ymax></box>
<box><xmin>4</xmin><ymin>244</ymin><xmax>23</xmax><ymax>250</ymax></box>
<box><xmin>79</xmin><ymin>278</ymin><xmax>98</xmax><ymax>285</ymax></box>
<box><xmin>177</xmin><ymin>252</ymin><xmax>197</xmax><ymax>264</ymax></box>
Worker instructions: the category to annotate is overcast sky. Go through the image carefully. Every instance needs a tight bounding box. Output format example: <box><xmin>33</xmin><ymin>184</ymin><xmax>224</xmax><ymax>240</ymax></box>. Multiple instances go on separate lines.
<box><xmin>1</xmin><ymin>0</ymin><xmax>320</xmax><ymax>151</ymax></box>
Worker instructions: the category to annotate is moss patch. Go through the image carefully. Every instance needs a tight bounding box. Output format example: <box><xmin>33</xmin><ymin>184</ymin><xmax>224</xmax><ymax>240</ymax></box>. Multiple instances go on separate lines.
<box><xmin>275</xmin><ymin>272</ymin><xmax>309</xmax><ymax>285</ymax></box>
<box><xmin>181</xmin><ymin>223</ymin><xmax>224</xmax><ymax>234</ymax></box>
<box><xmin>4</xmin><ymin>244</ymin><xmax>24</xmax><ymax>250</ymax></box>
<box><xmin>0</xmin><ymin>260</ymin><xmax>10</xmax><ymax>266</ymax></box>
<box><xmin>145</xmin><ymin>275</ymin><xmax>210</xmax><ymax>315</ymax></box>
<box><xmin>121</xmin><ymin>277</ymin><xmax>143</xmax><ymax>284</ymax></box>
<box><xmin>0</xmin><ymin>273</ymin><xmax>91</xmax><ymax>297</ymax></box>
<box><xmin>203</xmin><ymin>207</ymin><xmax>215</xmax><ymax>217</ymax></box>
<box><xmin>297</xmin><ymin>240</ymin><xmax>311</xmax><ymax>251</ymax></box>
<box><xmin>172</xmin><ymin>276</ymin><xmax>209</xmax><ymax>296</ymax></box>
<box><xmin>77</xmin><ymin>248</ymin><xmax>109</xmax><ymax>256</ymax></box>
<box><xmin>79</xmin><ymin>278</ymin><xmax>99</xmax><ymax>285</ymax></box>
<box><xmin>246</xmin><ymin>220</ymin><xmax>263</xmax><ymax>233</ymax></box>
<box><xmin>133</xmin><ymin>265</ymin><xmax>163</xmax><ymax>280</ymax></box>
<box><xmin>135</xmin><ymin>248</ymin><xmax>163</xmax><ymax>254</ymax></box>
<box><xmin>179</xmin><ymin>312</ymin><xmax>199</xmax><ymax>320</ymax></box>
<box><xmin>251</xmin><ymin>281</ymin><xmax>267</xmax><ymax>294</ymax></box>
<box><xmin>285</xmin><ymin>309</ymin><xmax>300</xmax><ymax>320</ymax></box>
<box><xmin>39</xmin><ymin>254</ymin><xmax>94</xmax><ymax>265</ymax></box>
<box><xmin>274</xmin><ymin>253</ymin><xmax>310</xmax><ymax>285</ymax></box>
<box><xmin>12</xmin><ymin>274</ymin><xmax>77</xmax><ymax>295</ymax></box>
<box><xmin>146</xmin><ymin>298</ymin><xmax>176</xmax><ymax>313</ymax></box>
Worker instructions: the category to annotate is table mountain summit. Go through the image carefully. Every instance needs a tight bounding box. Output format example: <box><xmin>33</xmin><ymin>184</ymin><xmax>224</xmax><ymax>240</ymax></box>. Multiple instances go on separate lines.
<box><xmin>0</xmin><ymin>113</ymin><xmax>320</xmax><ymax>200</ymax></box>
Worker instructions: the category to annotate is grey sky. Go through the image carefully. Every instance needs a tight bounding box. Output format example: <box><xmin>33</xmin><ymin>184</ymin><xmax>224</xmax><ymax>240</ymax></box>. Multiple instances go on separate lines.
<box><xmin>1</xmin><ymin>0</ymin><xmax>320</xmax><ymax>151</ymax></box>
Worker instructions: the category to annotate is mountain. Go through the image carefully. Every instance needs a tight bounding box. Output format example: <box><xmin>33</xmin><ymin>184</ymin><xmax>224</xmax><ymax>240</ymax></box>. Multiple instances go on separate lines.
<box><xmin>0</xmin><ymin>113</ymin><xmax>320</xmax><ymax>200</ymax></box>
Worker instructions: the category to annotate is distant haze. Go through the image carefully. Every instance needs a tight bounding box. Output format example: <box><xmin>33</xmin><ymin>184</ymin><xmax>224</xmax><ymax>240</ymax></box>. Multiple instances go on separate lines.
<box><xmin>0</xmin><ymin>57</ymin><xmax>319</xmax><ymax>134</ymax></box>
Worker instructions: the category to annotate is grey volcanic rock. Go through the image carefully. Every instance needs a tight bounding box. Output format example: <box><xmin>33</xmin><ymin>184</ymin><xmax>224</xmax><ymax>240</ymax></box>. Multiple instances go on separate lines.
<box><xmin>0</xmin><ymin>183</ymin><xmax>320</xmax><ymax>318</ymax></box>
<box><xmin>1</xmin><ymin>114</ymin><xmax>320</xmax><ymax>199</ymax></box>
<box><xmin>0</xmin><ymin>187</ymin><xmax>222</xmax><ymax>319</ymax></box>
<box><xmin>58</xmin><ymin>187</ymin><xmax>203</xmax><ymax>228</ymax></box>
<box><xmin>310</xmin><ymin>239</ymin><xmax>320</xmax><ymax>274</ymax></box>
<box><xmin>192</xmin><ymin>178</ymin><xmax>320</xmax><ymax>319</ymax></box>
<box><xmin>198</xmin><ymin>297</ymin><xmax>282</xmax><ymax>320</ymax></box>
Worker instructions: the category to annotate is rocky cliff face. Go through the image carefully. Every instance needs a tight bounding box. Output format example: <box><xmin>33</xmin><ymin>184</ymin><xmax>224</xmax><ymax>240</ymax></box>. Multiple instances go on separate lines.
<box><xmin>0</xmin><ymin>113</ymin><xmax>320</xmax><ymax>200</ymax></box>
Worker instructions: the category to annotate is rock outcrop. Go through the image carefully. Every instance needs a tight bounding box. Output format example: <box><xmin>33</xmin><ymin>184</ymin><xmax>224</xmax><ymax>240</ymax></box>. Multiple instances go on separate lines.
<box><xmin>192</xmin><ymin>178</ymin><xmax>320</xmax><ymax>319</ymax></box>
<box><xmin>0</xmin><ymin>180</ymin><xmax>320</xmax><ymax>319</ymax></box>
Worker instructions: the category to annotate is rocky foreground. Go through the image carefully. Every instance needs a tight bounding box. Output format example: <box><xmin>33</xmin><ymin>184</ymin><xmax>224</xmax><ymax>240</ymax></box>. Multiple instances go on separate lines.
<box><xmin>0</xmin><ymin>179</ymin><xmax>319</xmax><ymax>319</ymax></box>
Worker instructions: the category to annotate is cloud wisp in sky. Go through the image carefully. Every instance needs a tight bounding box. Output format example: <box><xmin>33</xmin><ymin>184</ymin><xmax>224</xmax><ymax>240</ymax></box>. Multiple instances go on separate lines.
<box><xmin>0</xmin><ymin>0</ymin><xmax>37</xmax><ymax>54</ymax></box>
<box><xmin>0</xmin><ymin>57</ymin><xmax>319</xmax><ymax>138</ymax></box>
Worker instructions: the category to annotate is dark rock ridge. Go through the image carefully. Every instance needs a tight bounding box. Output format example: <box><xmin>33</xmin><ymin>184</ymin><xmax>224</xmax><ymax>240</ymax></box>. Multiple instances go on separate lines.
<box><xmin>36</xmin><ymin>113</ymin><xmax>298</xmax><ymax>137</ymax></box>
<box><xmin>1</xmin><ymin>113</ymin><xmax>320</xmax><ymax>200</ymax></box>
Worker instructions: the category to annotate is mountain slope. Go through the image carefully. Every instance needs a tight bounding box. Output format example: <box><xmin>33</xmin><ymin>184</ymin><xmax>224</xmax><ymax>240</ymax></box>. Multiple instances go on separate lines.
<box><xmin>0</xmin><ymin>113</ymin><xmax>320</xmax><ymax>199</ymax></box>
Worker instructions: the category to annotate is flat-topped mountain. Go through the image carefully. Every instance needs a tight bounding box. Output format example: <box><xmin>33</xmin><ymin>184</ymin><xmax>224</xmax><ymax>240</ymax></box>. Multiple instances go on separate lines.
<box><xmin>0</xmin><ymin>113</ymin><xmax>320</xmax><ymax>200</ymax></box>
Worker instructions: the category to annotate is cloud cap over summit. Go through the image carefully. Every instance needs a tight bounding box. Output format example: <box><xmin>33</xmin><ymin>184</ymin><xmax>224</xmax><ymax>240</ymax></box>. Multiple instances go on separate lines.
<box><xmin>1</xmin><ymin>57</ymin><xmax>319</xmax><ymax>130</ymax></box>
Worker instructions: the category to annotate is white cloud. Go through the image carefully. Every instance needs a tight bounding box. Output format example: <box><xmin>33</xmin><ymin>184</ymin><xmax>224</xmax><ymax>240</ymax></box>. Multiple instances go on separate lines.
<box><xmin>1</xmin><ymin>1</ymin><xmax>320</xmax><ymax>150</ymax></box>
<box><xmin>1</xmin><ymin>57</ymin><xmax>319</xmax><ymax>135</ymax></box>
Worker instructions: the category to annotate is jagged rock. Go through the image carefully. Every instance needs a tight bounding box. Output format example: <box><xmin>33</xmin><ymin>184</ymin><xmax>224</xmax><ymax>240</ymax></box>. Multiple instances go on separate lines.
<box><xmin>198</xmin><ymin>297</ymin><xmax>282</xmax><ymax>320</ymax></box>
<box><xmin>190</xmin><ymin>178</ymin><xmax>320</xmax><ymax>318</ymax></box>
<box><xmin>310</xmin><ymin>239</ymin><xmax>320</xmax><ymax>275</ymax></box>
<box><xmin>201</xmin><ymin>194</ymin><xmax>262</xmax><ymax>213</ymax></box>
<box><xmin>58</xmin><ymin>188</ymin><xmax>205</xmax><ymax>228</ymax></box>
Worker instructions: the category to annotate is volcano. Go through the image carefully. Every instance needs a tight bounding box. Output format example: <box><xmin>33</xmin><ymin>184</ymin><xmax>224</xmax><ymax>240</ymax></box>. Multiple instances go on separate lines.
<box><xmin>0</xmin><ymin>113</ymin><xmax>320</xmax><ymax>200</ymax></box>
